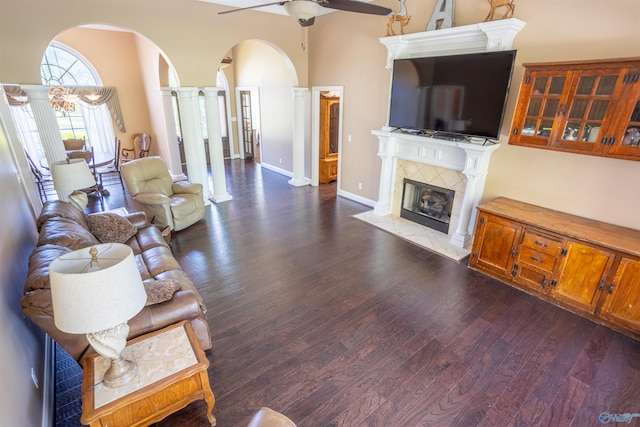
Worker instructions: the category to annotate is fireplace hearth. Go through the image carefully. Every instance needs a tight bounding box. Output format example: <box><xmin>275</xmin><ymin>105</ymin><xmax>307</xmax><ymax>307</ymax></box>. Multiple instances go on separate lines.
<box><xmin>401</xmin><ymin>179</ymin><xmax>455</xmax><ymax>234</ymax></box>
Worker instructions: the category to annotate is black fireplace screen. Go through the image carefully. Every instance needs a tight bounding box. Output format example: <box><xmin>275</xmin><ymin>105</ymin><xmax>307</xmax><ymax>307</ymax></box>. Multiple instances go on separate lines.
<box><xmin>400</xmin><ymin>178</ymin><xmax>455</xmax><ymax>234</ymax></box>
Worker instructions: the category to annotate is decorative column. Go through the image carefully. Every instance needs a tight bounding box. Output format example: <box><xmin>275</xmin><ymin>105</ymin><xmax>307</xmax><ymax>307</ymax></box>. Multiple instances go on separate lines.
<box><xmin>373</xmin><ymin>133</ymin><xmax>395</xmax><ymax>216</ymax></box>
<box><xmin>203</xmin><ymin>87</ymin><xmax>232</xmax><ymax>203</ymax></box>
<box><xmin>288</xmin><ymin>88</ymin><xmax>309</xmax><ymax>187</ymax></box>
<box><xmin>22</xmin><ymin>85</ymin><xmax>69</xmax><ymax>200</ymax></box>
<box><xmin>452</xmin><ymin>144</ymin><xmax>496</xmax><ymax>247</ymax></box>
<box><xmin>160</xmin><ymin>88</ymin><xmax>187</xmax><ymax>181</ymax></box>
<box><xmin>175</xmin><ymin>87</ymin><xmax>211</xmax><ymax>205</ymax></box>
<box><xmin>22</xmin><ymin>85</ymin><xmax>66</xmax><ymax>166</ymax></box>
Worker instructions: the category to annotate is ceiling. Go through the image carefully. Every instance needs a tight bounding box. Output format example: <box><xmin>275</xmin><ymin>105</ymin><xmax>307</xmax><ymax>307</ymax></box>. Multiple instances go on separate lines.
<box><xmin>198</xmin><ymin>0</ymin><xmax>338</xmax><ymax>17</ymax></box>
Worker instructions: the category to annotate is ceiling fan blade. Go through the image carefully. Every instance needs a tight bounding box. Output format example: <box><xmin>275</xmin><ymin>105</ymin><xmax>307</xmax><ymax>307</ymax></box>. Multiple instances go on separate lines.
<box><xmin>322</xmin><ymin>0</ymin><xmax>391</xmax><ymax>15</ymax></box>
<box><xmin>218</xmin><ymin>1</ymin><xmax>286</xmax><ymax>15</ymax></box>
<box><xmin>298</xmin><ymin>16</ymin><xmax>316</xmax><ymax>26</ymax></box>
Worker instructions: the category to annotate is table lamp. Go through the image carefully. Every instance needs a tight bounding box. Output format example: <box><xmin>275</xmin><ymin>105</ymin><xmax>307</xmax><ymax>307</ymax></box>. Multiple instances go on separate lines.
<box><xmin>50</xmin><ymin>158</ymin><xmax>96</xmax><ymax>201</ymax></box>
<box><xmin>49</xmin><ymin>243</ymin><xmax>147</xmax><ymax>388</ymax></box>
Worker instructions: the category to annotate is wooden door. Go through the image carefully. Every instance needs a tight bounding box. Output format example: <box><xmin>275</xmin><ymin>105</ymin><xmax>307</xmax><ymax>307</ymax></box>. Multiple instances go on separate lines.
<box><xmin>469</xmin><ymin>213</ymin><xmax>522</xmax><ymax>278</ymax></box>
<box><xmin>599</xmin><ymin>257</ymin><xmax>640</xmax><ymax>331</ymax></box>
<box><xmin>240</xmin><ymin>90</ymin><xmax>254</xmax><ymax>159</ymax></box>
<box><xmin>552</xmin><ymin>241</ymin><xmax>615</xmax><ymax>313</ymax></box>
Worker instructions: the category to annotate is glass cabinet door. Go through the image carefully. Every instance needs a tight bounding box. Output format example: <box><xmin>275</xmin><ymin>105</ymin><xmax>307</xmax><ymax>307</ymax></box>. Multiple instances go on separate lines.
<box><xmin>511</xmin><ymin>71</ymin><xmax>571</xmax><ymax>146</ymax></box>
<box><xmin>609</xmin><ymin>71</ymin><xmax>640</xmax><ymax>157</ymax></box>
<box><xmin>553</xmin><ymin>70</ymin><xmax>622</xmax><ymax>152</ymax></box>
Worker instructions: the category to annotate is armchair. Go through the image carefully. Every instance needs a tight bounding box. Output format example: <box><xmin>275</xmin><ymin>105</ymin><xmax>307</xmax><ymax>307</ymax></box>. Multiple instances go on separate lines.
<box><xmin>122</xmin><ymin>132</ymin><xmax>152</xmax><ymax>161</ymax></box>
<box><xmin>120</xmin><ymin>156</ymin><xmax>205</xmax><ymax>231</ymax></box>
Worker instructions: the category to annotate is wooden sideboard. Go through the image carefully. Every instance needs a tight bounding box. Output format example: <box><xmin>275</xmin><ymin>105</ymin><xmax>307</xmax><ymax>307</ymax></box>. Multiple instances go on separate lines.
<box><xmin>469</xmin><ymin>197</ymin><xmax>640</xmax><ymax>340</ymax></box>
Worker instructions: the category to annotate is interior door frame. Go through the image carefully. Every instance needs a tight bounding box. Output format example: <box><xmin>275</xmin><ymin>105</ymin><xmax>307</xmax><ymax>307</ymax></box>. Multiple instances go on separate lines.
<box><xmin>311</xmin><ymin>86</ymin><xmax>343</xmax><ymax>187</ymax></box>
<box><xmin>235</xmin><ymin>86</ymin><xmax>261</xmax><ymax>160</ymax></box>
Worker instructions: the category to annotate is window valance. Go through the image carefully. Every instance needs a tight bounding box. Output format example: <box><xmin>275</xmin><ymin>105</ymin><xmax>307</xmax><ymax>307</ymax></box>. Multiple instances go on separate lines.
<box><xmin>3</xmin><ymin>85</ymin><xmax>127</xmax><ymax>132</ymax></box>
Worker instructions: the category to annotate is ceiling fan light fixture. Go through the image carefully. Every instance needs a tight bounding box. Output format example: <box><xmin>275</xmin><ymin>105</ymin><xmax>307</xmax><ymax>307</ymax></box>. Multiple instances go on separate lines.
<box><xmin>284</xmin><ymin>0</ymin><xmax>319</xmax><ymax>21</ymax></box>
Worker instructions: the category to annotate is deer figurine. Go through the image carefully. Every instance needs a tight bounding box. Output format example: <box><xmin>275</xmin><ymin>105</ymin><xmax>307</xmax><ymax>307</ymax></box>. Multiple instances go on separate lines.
<box><xmin>386</xmin><ymin>0</ymin><xmax>411</xmax><ymax>36</ymax></box>
<box><xmin>484</xmin><ymin>0</ymin><xmax>515</xmax><ymax>21</ymax></box>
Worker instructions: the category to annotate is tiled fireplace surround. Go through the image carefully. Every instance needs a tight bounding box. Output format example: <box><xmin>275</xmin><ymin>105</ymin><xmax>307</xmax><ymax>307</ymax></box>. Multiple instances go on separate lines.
<box><xmin>357</xmin><ymin>18</ymin><xmax>525</xmax><ymax>261</ymax></box>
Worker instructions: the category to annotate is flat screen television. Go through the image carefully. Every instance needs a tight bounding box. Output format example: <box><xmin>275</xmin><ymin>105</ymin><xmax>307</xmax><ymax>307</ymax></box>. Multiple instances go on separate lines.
<box><xmin>388</xmin><ymin>50</ymin><xmax>517</xmax><ymax>140</ymax></box>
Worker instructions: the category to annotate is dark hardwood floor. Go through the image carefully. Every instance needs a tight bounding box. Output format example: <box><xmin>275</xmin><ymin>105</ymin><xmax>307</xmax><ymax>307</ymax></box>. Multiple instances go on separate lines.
<box><xmin>56</xmin><ymin>159</ymin><xmax>640</xmax><ymax>426</ymax></box>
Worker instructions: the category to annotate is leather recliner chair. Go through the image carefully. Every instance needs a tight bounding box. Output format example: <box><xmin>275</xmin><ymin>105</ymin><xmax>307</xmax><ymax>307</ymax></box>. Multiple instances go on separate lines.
<box><xmin>121</xmin><ymin>156</ymin><xmax>205</xmax><ymax>231</ymax></box>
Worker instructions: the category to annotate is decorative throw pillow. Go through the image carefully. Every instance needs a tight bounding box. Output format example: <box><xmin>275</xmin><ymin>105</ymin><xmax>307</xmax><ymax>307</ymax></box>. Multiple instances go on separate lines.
<box><xmin>143</xmin><ymin>279</ymin><xmax>181</xmax><ymax>306</ymax></box>
<box><xmin>86</xmin><ymin>213</ymin><xmax>137</xmax><ymax>244</ymax></box>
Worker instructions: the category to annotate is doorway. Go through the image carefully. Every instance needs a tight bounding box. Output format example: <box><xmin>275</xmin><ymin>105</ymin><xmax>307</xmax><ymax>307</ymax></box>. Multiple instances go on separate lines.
<box><xmin>235</xmin><ymin>87</ymin><xmax>261</xmax><ymax>162</ymax></box>
<box><xmin>311</xmin><ymin>86</ymin><xmax>343</xmax><ymax>187</ymax></box>
<box><xmin>319</xmin><ymin>92</ymin><xmax>340</xmax><ymax>184</ymax></box>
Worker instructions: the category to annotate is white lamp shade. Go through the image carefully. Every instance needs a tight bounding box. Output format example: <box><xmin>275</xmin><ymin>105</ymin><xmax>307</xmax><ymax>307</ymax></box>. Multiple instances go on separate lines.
<box><xmin>284</xmin><ymin>0</ymin><xmax>319</xmax><ymax>20</ymax></box>
<box><xmin>50</xmin><ymin>243</ymin><xmax>146</xmax><ymax>334</ymax></box>
<box><xmin>50</xmin><ymin>158</ymin><xmax>96</xmax><ymax>192</ymax></box>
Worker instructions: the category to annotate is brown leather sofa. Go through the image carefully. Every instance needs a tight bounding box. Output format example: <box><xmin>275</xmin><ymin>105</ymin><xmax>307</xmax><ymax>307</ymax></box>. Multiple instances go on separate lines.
<box><xmin>20</xmin><ymin>200</ymin><xmax>211</xmax><ymax>362</ymax></box>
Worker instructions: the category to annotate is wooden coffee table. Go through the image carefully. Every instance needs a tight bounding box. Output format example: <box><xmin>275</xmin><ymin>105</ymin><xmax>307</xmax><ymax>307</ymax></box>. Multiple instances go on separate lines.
<box><xmin>80</xmin><ymin>321</ymin><xmax>216</xmax><ymax>426</ymax></box>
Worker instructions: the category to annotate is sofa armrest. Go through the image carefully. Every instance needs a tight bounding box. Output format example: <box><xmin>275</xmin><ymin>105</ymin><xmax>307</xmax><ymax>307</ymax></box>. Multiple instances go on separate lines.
<box><xmin>128</xmin><ymin>289</ymin><xmax>202</xmax><ymax>339</ymax></box>
<box><xmin>123</xmin><ymin>211</ymin><xmax>149</xmax><ymax>229</ymax></box>
<box><xmin>134</xmin><ymin>193</ymin><xmax>172</xmax><ymax>205</ymax></box>
<box><xmin>172</xmin><ymin>181</ymin><xmax>202</xmax><ymax>195</ymax></box>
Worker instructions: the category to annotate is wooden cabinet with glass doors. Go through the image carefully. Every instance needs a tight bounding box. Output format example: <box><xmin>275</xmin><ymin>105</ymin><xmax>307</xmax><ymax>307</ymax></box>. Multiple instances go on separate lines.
<box><xmin>509</xmin><ymin>57</ymin><xmax>640</xmax><ymax>161</ymax></box>
<box><xmin>319</xmin><ymin>96</ymin><xmax>340</xmax><ymax>184</ymax></box>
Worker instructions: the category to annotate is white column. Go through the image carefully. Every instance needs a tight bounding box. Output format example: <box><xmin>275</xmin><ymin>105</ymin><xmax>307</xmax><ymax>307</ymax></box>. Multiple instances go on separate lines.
<box><xmin>160</xmin><ymin>88</ymin><xmax>187</xmax><ymax>181</ymax></box>
<box><xmin>176</xmin><ymin>87</ymin><xmax>211</xmax><ymax>206</ymax></box>
<box><xmin>22</xmin><ymin>85</ymin><xmax>66</xmax><ymax>166</ymax></box>
<box><xmin>203</xmin><ymin>87</ymin><xmax>232</xmax><ymax>203</ymax></box>
<box><xmin>453</xmin><ymin>144</ymin><xmax>497</xmax><ymax>246</ymax></box>
<box><xmin>451</xmin><ymin>172</ymin><xmax>479</xmax><ymax>248</ymax></box>
<box><xmin>373</xmin><ymin>133</ymin><xmax>395</xmax><ymax>216</ymax></box>
<box><xmin>22</xmin><ymin>85</ymin><xmax>69</xmax><ymax>200</ymax></box>
<box><xmin>288</xmin><ymin>87</ymin><xmax>309</xmax><ymax>187</ymax></box>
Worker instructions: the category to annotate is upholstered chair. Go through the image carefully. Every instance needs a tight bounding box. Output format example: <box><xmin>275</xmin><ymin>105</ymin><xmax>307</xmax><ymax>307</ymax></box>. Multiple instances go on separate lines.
<box><xmin>247</xmin><ymin>408</ymin><xmax>296</xmax><ymax>427</ymax></box>
<box><xmin>120</xmin><ymin>156</ymin><xmax>205</xmax><ymax>231</ymax></box>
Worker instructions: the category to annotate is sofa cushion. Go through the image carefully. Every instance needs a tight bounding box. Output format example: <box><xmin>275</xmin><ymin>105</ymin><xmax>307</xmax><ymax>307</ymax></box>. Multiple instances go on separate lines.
<box><xmin>36</xmin><ymin>200</ymin><xmax>89</xmax><ymax>231</ymax></box>
<box><xmin>87</xmin><ymin>213</ymin><xmax>137</xmax><ymax>244</ymax></box>
<box><xmin>24</xmin><ymin>244</ymin><xmax>71</xmax><ymax>292</ymax></box>
<box><xmin>38</xmin><ymin>217</ymin><xmax>100</xmax><ymax>250</ymax></box>
<box><xmin>143</xmin><ymin>279</ymin><xmax>182</xmax><ymax>306</ymax></box>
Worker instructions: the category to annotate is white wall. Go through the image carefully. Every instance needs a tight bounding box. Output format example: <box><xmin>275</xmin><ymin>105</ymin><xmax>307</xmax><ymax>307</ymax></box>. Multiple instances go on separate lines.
<box><xmin>233</xmin><ymin>40</ymin><xmax>299</xmax><ymax>171</ymax></box>
<box><xmin>0</xmin><ymin>102</ymin><xmax>46</xmax><ymax>427</ymax></box>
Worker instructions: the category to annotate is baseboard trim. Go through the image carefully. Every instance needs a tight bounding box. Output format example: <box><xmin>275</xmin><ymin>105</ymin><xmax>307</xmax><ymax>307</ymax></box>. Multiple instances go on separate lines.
<box><xmin>336</xmin><ymin>189</ymin><xmax>376</xmax><ymax>208</ymax></box>
<box><xmin>260</xmin><ymin>162</ymin><xmax>293</xmax><ymax>178</ymax></box>
<box><xmin>42</xmin><ymin>336</ymin><xmax>55</xmax><ymax>427</ymax></box>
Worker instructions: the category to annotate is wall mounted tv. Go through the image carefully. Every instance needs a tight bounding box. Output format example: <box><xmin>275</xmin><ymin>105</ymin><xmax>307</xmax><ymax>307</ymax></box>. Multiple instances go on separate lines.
<box><xmin>388</xmin><ymin>50</ymin><xmax>517</xmax><ymax>140</ymax></box>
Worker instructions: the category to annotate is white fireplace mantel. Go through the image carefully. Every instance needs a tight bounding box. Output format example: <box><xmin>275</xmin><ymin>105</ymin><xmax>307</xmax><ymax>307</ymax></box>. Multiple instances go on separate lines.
<box><xmin>380</xmin><ymin>18</ymin><xmax>526</xmax><ymax>68</ymax></box>
<box><xmin>372</xmin><ymin>19</ymin><xmax>525</xmax><ymax>250</ymax></box>
<box><xmin>372</xmin><ymin>130</ymin><xmax>499</xmax><ymax>248</ymax></box>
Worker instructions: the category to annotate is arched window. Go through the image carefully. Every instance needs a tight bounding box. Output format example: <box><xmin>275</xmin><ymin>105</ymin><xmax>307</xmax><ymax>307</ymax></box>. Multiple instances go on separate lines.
<box><xmin>9</xmin><ymin>42</ymin><xmax>115</xmax><ymax>163</ymax></box>
<box><xmin>41</xmin><ymin>43</ymin><xmax>115</xmax><ymax>153</ymax></box>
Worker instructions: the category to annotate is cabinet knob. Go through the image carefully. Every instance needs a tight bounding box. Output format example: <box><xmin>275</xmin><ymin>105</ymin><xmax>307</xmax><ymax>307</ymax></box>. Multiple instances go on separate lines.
<box><xmin>598</xmin><ymin>280</ymin><xmax>605</xmax><ymax>291</ymax></box>
<box><xmin>608</xmin><ymin>283</ymin><xmax>616</xmax><ymax>295</ymax></box>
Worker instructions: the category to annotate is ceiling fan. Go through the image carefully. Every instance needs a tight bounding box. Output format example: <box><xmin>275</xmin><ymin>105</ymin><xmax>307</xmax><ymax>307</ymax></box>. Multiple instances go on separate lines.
<box><xmin>218</xmin><ymin>0</ymin><xmax>392</xmax><ymax>27</ymax></box>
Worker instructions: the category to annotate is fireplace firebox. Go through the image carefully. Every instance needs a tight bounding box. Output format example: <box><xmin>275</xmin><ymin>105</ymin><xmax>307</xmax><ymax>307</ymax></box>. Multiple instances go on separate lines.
<box><xmin>400</xmin><ymin>179</ymin><xmax>455</xmax><ymax>234</ymax></box>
